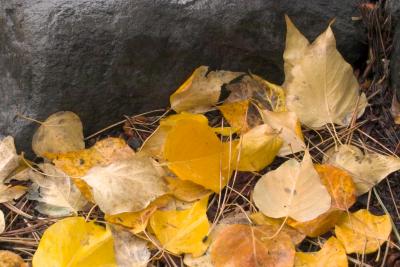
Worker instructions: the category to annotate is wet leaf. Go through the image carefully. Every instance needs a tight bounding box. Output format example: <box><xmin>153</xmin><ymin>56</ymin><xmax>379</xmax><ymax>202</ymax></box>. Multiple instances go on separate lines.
<box><xmin>253</xmin><ymin>151</ymin><xmax>331</xmax><ymax>222</ymax></box>
<box><xmin>149</xmin><ymin>197</ymin><xmax>210</xmax><ymax>256</ymax></box>
<box><xmin>335</xmin><ymin>209</ymin><xmax>392</xmax><ymax>254</ymax></box>
<box><xmin>32</xmin><ymin>111</ymin><xmax>85</xmax><ymax>158</ymax></box>
<box><xmin>283</xmin><ymin>16</ymin><xmax>367</xmax><ymax>128</ymax></box>
<box><xmin>33</xmin><ymin>217</ymin><xmax>116</xmax><ymax>267</ymax></box>
<box><xmin>82</xmin><ymin>155</ymin><xmax>168</xmax><ymax>215</ymax></box>
<box><xmin>170</xmin><ymin>66</ymin><xmax>243</xmax><ymax>113</ymax></box>
<box><xmin>0</xmin><ymin>250</ymin><xmax>27</xmax><ymax>267</ymax></box>
<box><xmin>0</xmin><ymin>136</ymin><xmax>19</xmax><ymax>183</ymax></box>
<box><xmin>294</xmin><ymin>237</ymin><xmax>347</xmax><ymax>267</ymax></box>
<box><xmin>211</xmin><ymin>224</ymin><xmax>295</xmax><ymax>267</ymax></box>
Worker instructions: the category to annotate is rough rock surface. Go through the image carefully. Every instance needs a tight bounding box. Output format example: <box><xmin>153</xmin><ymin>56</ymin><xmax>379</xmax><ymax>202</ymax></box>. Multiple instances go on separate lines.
<box><xmin>0</xmin><ymin>0</ymin><xmax>367</xmax><ymax>152</ymax></box>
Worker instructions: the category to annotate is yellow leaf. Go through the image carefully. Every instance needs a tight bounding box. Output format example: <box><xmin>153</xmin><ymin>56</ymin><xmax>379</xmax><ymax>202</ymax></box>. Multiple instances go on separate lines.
<box><xmin>294</xmin><ymin>237</ymin><xmax>348</xmax><ymax>267</ymax></box>
<box><xmin>253</xmin><ymin>151</ymin><xmax>331</xmax><ymax>222</ymax></box>
<box><xmin>165</xmin><ymin>176</ymin><xmax>211</xmax><ymax>202</ymax></box>
<box><xmin>33</xmin><ymin>217</ymin><xmax>116</xmax><ymax>267</ymax></box>
<box><xmin>335</xmin><ymin>209</ymin><xmax>392</xmax><ymax>254</ymax></box>
<box><xmin>261</xmin><ymin>110</ymin><xmax>305</xmax><ymax>156</ymax></box>
<box><xmin>170</xmin><ymin>66</ymin><xmax>243</xmax><ymax>113</ymax></box>
<box><xmin>47</xmin><ymin>137</ymin><xmax>135</xmax><ymax>200</ymax></box>
<box><xmin>324</xmin><ymin>145</ymin><xmax>400</xmax><ymax>195</ymax></box>
<box><xmin>212</xmin><ymin>126</ymin><xmax>239</xmax><ymax>136</ymax></box>
<box><xmin>211</xmin><ymin>224</ymin><xmax>295</xmax><ymax>267</ymax></box>
<box><xmin>0</xmin><ymin>250</ymin><xmax>27</xmax><ymax>267</ymax></box>
<box><xmin>149</xmin><ymin>197</ymin><xmax>210</xmax><ymax>256</ymax></box>
<box><xmin>237</xmin><ymin>124</ymin><xmax>282</xmax><ymax>171</ymax></box>
<box><xmin>32</xmin><ymin>111</ymin><xmax>85</xmax><ymax>158</ymax></box>
<box><xmin>283</xmin><ymin>17</ymin><xmax>367</xmax><ymax>128</ymax></box>
<box><xmin>164</xmin><ymin>118</ymin><xmax>236</xmax><ymax>192</ymax></box>
<box><xmin>0</xmin><ymin>184</ymin><xmax>26</xmax><ymax>203</ymax></box>
<box><xmin>218</xmin><ymin>100</ymin><xmax>250</xmax><ymax>132</ymax></box>
<box><xmin>0</xmin><ymin>136</ymin><xmax>19</xmax><ymax>182</ymax></box>
<box><xmin>250</xmin><ymin>212</ymin><xmax>305</xmax><ymax>245</ymax></box>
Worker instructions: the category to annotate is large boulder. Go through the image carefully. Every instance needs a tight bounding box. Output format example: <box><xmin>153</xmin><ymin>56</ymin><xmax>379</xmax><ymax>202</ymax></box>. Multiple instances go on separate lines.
<box><xmin>0</xmin><ymin>0</ymin><xmax>367</xmax><ymax>153</ymax></box>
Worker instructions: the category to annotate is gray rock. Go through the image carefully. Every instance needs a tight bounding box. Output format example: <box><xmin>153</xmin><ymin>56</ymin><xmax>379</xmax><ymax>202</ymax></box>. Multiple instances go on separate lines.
<box><xmin>391</xmin><ymin>23</ymin><xmax>400</xmax><ymax>99</ymax></box>
<box><xmin>0</xmin><ymin>0</ymin><xmax>367</xmax><ymax>153</ymax></box>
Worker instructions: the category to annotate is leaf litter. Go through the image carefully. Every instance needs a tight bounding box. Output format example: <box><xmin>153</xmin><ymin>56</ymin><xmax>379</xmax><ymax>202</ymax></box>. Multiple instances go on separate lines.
<box><xmin>0</xmin><ymin>10</ymin><xmax>399</xmax><ymax>267</ymax></box>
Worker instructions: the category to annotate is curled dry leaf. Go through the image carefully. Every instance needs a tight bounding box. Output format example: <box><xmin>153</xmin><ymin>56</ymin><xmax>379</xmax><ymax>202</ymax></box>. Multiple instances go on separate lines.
<box><xmin>0</xmin><ymin>136</ymin><xmax>19</xmax><ymax>183</ymax></box>
<box><xmin>335</xmin><ymin>209</ymin><xmax>392</xmax><ymax>254</ymax></box>
<box><xmin>253</xmin><ymin>151</ymin><xmax>331</xmax><ymax>222</ymax></box>
<box><xmin>294</xmin><ymin>237</ymin><xmax>347</xmax><ymax>267</ymax></box>
<box><xmin>82</xmin><ymin>155</ymin><xmax>168</xmax><ymax>215</ymax></box>
<box><xmin>32</xmin><ymin>111</ymin><xmax>85</xmax><ymax>158</ymax></box>
<box><xmin>149</xmin><ymin>197</ymin><xmax>210</xmax><ymax>256</ymax></box>
<box><xmin>170</xmin><ymin>66</ymin><xmax>243</xmax><ymax>113</ymax></box>
<box><xmin>165</xmin><ymin>176</ymin><xmax>211</xmax><ymax>202</ymax></box>
<box><xmin>237</xmin><ymin>124</ymin><xmax>282</xmax><ymax>172</ymax></box>
<box><xmin>283</xmin><ymin>16</ymin><xmax>367</xmax><ymax>128</ymax></box>
<box><xmin>164</xmin><ymin>118</ymin><xmax>236</xmax><ymax>193</ymax></box>
<box><xmin>33</xmin><ymin>217</ymin><xmax>116</xmax><ymax>267</ymax></box>
<box><xmin>0</xmin><ymin>250</ymin><xmax>27</xmax><ymax>267</ymax></box>
<box><xmin>261</xmin><ymin>110</ymin><xmax>305</xmax><ymax>156</ymax></box>
<box><xmin>211</xmin><ymin>224</ymin><xmax>295</xmax><ymax>267</ymax></box>
<box><xmin>324</xmin><ymin>144</ymin><xmax>400</xmax><ymax>195</ymax></box>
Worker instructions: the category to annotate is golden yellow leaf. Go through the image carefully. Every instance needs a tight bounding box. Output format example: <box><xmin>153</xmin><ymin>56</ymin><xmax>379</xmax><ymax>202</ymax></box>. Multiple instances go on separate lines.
<box><xmin>32</xmin><ymin>111</ymin><xmax>85</xmax><ymax>158</ymax></box>
<box><xmin>212</xmin><ymin>126</ymin><xmax>239</xmax><ymax>136</ymax></box>
<box><xmin>294</xmin><ymin>237</ymin><xmax>348</xmax><ymax>267</ymax></box>
<box><xmin>165</xmin><ymin>176</ymin><xmax>211</xmax><ymax>202</ymax></box>
<box><xmin>237</xmin><ymin>124</ymin><xmax>282</xmax><ymax>171</ymax></box>
<box><xmin>170</xmin><ymin>66</ymin><xmax>243</xmax><ymax>113</ymax></box>
<box><xmin>218</xmin><ymin>100</ymin><xmax>250</xmax><ymax>132</ymax></box>
<box><xmin>253</xmin><ymin>151</ymin><xmax>331</xmax><ymax>222</ymax></box>
<box><xmin>283</xmin><ymin>17</ymin><xmax>367</xmax><ymax>128</ymax></box>
<box><xmin>250</xmin><ymin>212</ymin><xmax>305</xmax><ymax>245</ymax></box>
<box><xmin>149</xmin><ymin>197</ymin><xmax>210</xmax><ymax>256</ymax></box>
<box><xmin>211</xmin><ymin>224</ymin><xmax>295</xmax><ymax>267</ymax></box>
<box><xmin>0</xmin><ymin>250</ymin><xmax>27</xmax><ymax>267</ymax></box>
<box><xmin>324</xmin><ymin>145</ymin><xmax>400</xmax><ymax>195</ymax></box>
<box><xmin>0</xmin><ymin>136</ymin><xmax>19</xmax><ymax>182</ymax></box>
<box><xmin>261</xmin><ymin>110</ymin><xmax>305</xmax><ymax>156</ymax></box>
<box><xmin>335</xmin><ymin>209</ymin><xmax>392</xmax><ymax>254</ymax></box>
<box><xmin>33</xmin><ymin>217</ymin><xmax>116</xmax><ymax>267</ymax></box>
<box><xmin>164</xmin><ymin>118</ymin><xmax>236</xmax><ymax>193</ymax></box>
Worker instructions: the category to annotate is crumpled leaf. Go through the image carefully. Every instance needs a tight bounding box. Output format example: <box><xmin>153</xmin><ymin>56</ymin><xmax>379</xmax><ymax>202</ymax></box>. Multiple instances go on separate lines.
<box><xmin>335</xmin><ymin>209</ymin><xmax>392</xmax><ymax>254</ymax></box>
<box><xmin>149</xmin><ymin>197</ymin><xmax>210</xmax><ymax>256</ymax></box>
<box><xmin>25</xmin><ymin>163</ymin><xmax>87</xmax><ymax>217</ymax></box>
<box><xmin>170</xmin><ymin>66</ymin><xmax>243</xmax><ymax>113</ymax></box>
<box><xmin>164</xmin><ymin>118</ymin><xmax>236</xmax><ymax>192</ymax></box>
<box><xmin>0</xmin><ymin>184</ymin><xmax>26</xmax><ymax>203</ymax></box>
<box><xmin>324</xmin><ymin>145</ymin><xmax>400</xmax><ymax>195</ymax></box>
<box><xmin>250</xmin><ymin>212</ymin><xmax>305</xmax><ymax>245</ymax></box>
<box><xmin>0</xmin><ymin>250</ymin><xmax>27</xmax><ymax>267</ymax></box>
<box><xmin>253</xmin><ymin>151</ymin><xmax>331</xmax><ymax>222</ymax></box>
<box><xmin>261</xmin><ymin>110</ymin><xmax>305</xmax><ymax>156</ymax></box>
<box><xmin>33</xmin><ymin>217</ymin><xmax>116</xmax><ymax>267</ymax></box>
<box><xmin>111</xmin><ymin>226</ymin><xmax>150</xmax><ymax>267</ymax></box>
<box><xmin>82</xmin><ymin>155</ymin><xmax>168</xmax><ymax>215</ymax></box>
<box><xmin>165</xmin><ymin>176</ymin><xmax>211</xmax><ymax>202</ymax></box>
<box><xmin>237</xmin><ymin>124</ymin><xmax>282</xmax><ymax>171</ymax></box>
<box><xmin>283</xmin><ymin>16</ymin><xmax>367</xmax><ymax>128</ymax></box>
<box><xmin>218</xmin><ymin>100</ymin><xmax>250</xmax><ymax>132</ymax></box>
<box><xmin>32</xmin><ymin>111</ymin><xmax>85</xmax><ymax>158</ymax></box>
<box><xmin>0</xmin><ymin>136</ymin><xmax>19</xmax><ymax>183</ymax></box>
<box><xmin>294</xmin><ymin>237</ymin><xmax>347</xmax><ymax>267</ymax></box>
<box><xmin>211</xmin><ymin>224</ymin><xmax>295</xmax><ymax>267</ymax></box>
<box><xmin>48</xmin><ymin>137</ymin><xmax>135</xmax><ymax>200</ymax></box>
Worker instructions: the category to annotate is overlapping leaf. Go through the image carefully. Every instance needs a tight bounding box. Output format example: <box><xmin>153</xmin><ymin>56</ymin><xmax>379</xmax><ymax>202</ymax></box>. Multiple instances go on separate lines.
<box><xmin>0</xmin><ymin>136</ymin><xmax>19</xmax><ymax>182</ymax></box>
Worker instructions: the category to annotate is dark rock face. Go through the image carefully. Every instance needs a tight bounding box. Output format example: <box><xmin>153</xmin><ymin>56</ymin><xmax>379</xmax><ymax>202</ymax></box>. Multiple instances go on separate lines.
<box><xmin>0</xmin><ymin>0</ymin><xmax>367</xmax><ymax>152</ymax></box>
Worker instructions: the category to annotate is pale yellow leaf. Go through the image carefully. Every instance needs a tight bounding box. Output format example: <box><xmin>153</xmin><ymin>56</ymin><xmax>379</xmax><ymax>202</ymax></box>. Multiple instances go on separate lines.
<box><xmin>0</xmin><ymin>136</ymin><xmax>19</xmax><ymax>183</ymax></box>
<box><xmin>0</xmin><ymin>184</ymin><xmax>26</xmax><ymax>203</ymax></box>
<box><xmin>0</xmin><ymin>210</ymin><xmax>4</xmax><ymax>234</ymax></box>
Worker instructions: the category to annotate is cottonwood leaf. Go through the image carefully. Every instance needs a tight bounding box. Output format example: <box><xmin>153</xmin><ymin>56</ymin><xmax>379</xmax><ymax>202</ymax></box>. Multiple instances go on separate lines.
<box><xmin>294</xmin><ymin>237</ymin><xmax>347</xmax><ymax>267</ymax></box>
<box><xmin>32</xmin><ymin>111</ymin><xmax>85</xmax><ymax>158</ymax></box>
<box><xmin>218</xmin><ymin>100</ymin><xmax>250</xmax><ymax>132</ymax></box>
<box><xmin>0</xmin><ymin>136</ymin><xmax>19</xmax><ymax>183</ymax></box>
<box><xmin>211</xmin><ymin>224</ymin><xmax>295</xmax><ymax>267</ymax></box>
<box><xmin>283</xmin><ymin>17</ymin><xmax>367</xmax><ymax>128</ymax></box>
<box><xmin>111</xmin><ymin>226</ymin><xmax>150</xmax><ymax>267</ymax></box>
<box><xmin>324</xmin><ymin>145</ymin><xmax>400</xmax><ymax>195</ymax></box>
<box><xmin>0</xmin><ymin>250</ymin><xmax>27</xmax><ymax>267</ymax></box>
<box><xmin>149</xmin><ymin>197</ymin><xmax>210</xmax><ymax>256</ymax></box>
<box><xmin>33</xmin><ymin>217</ymin><xmax>116</xmax><ymax>267</ymax></box>
<box><xmin>261</xmin><ymin>110</ymin><xmax>305</xmax><ymax>156</ymax></box>
<box><xmin>170</xmin><ymin>66</ymin><xmax>243</xmax><ymax>113</ymax></box>
<box><xmin>164</xmin><ymin>118</ymin><xmax>236</xmax><ymax>193</ymax></box>
<box><xmin>165</xmin><ymin>176</ymin><xmax>211</xmax><ymax>202</ymax></box>
<box><xmin>335</xmin><ymin>209</ymin><xmax>392</xmax><ymax>254</ymax></box>
<box><xmin>26</xmin><ymin>164</ymin><xmax>87</xmax><ymax>217</ymax></box>
<box><xmin>0</xmin><ymin>184</ymin><xmax>26</xmax><ymax>203</ymax></box>
<box><xmin>82</xmin><ymin>155</ymin><xmax>168</xmax><ymax>215</ymax></box>
<box><xmin>237</xmin><ymin>124</ymin><xmax>282</xmax><ymax>171</ymax></box>
<box><xmin>253</xmin><ymin>151</ymin><xmax>331</xmax><ymax>222</ymax></box>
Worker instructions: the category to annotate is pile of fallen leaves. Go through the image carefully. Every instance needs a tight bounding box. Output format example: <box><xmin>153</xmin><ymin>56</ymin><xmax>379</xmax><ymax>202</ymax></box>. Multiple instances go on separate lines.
<box><xmin>0</xmin><ymin>15</ymin><xmax>399</xmax><ymax>267</ymax></box>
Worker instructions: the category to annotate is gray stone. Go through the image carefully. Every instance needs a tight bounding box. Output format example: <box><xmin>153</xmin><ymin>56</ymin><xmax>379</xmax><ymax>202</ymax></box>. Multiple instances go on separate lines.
<box><xmin>0</xmin><ymin>0</ymin><xmax>367</xmax><ymax>153</ymax></box>
<box><xmin>391</xmin><ymin>23</ymin><xmax>400</xmax><ymax>99</ymax></box>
